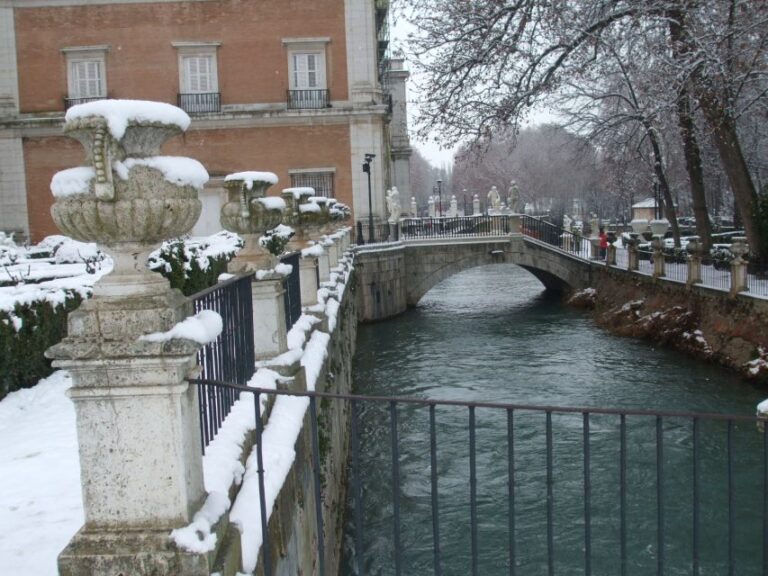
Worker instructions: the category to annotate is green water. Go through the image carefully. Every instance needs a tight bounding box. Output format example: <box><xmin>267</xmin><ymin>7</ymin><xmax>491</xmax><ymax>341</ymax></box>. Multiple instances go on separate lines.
<box><xmin>341</xmin><ymin>265</ymin><xmax>767</xmax><ymax>576</ymax></box>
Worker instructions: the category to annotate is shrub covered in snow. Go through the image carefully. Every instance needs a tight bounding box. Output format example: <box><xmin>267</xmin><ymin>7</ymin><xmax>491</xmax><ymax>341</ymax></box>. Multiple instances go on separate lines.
<box><xmin>148</xmin><ymin>231</ymin><xmax>244</xmax><ymax>296</ymax></box>
<box><xmin>259</xmin><ymin>224</ymin><xmax>295</xmax><ymax>257</ymax></box>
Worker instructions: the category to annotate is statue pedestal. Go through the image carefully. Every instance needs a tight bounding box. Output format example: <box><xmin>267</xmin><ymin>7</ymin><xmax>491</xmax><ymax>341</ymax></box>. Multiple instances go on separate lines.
<box><xmin>251</xmin><ymin>276</ymin><xmax>288</xmax><ymax>359</ymax></box>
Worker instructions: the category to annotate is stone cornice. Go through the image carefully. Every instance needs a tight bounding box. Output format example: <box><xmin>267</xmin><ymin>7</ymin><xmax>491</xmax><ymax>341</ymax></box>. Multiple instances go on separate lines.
<box><xmin>0</xmin><ymin>104</ymin><xmax>389</xmax><ymax>137</ymax></box>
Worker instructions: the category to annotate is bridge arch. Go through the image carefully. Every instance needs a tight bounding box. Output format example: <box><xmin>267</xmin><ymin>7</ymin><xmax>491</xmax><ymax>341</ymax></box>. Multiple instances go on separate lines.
<box><xmin>404</xmin><ymin>237</ymin><xmax>591</xmax><ymax>306</ymax></box>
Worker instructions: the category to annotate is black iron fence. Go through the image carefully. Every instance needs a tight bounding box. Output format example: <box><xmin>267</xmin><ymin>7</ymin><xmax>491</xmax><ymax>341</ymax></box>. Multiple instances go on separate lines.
<box><xmin>280</xmin><ymin>252</ymin><xmax>302</xmax><ymax>331</ymax></box>
<box><xmin>177</xmin><ymin>92</ymin><xmax>221</xmax><ymax>114</ymax></box>
<box><xmin>186</xmin><ymin>381</ymin><xmax>768</xmax><ymax>576</ymax></box>
<box><xmin>354</xmin><ymin>220</ymin><xmax>398</xmax><ymax>245</ymax></box>
<box><xmin>287</xmin><ymin>89</ymin><xmax>330</xmax><ymax>109</ymax></box>
<box><xmin>521</xmin><ymin>215</ymin><xmax>591</xmax><ymax>259</ymax></box>
<box><xmin>189</xmin><ymin>273</ymin><xmax>255</xmax><ymax>451</ymax></box>
<box><xmin>400</xmin><ymin>215</ymin><xmax>511</xmax><ymax>239</ymax></box>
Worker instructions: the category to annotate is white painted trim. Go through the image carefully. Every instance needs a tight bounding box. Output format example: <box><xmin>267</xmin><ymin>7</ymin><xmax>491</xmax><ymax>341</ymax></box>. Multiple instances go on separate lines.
<box><xmin>175</xmin><ymin>46</ymin><xmax>219</xmax><ymax>94</ymax></box>
<box><xmin>171</xmin><ymin>41</ymin><xmax>221</xmax><ymax>48</ymax></box>
<box><xmin>288</xmin><ymin>167</ymin><xmax>336</xmax><ymax>175</ymax></box>
<box><xmin>281</xmin><ymin>37</ymin><xmax>331</xmax><ymax>46</ymax></box>
<box><xmin>60</xmin><ymin>45</ymin><xmax>110</xmax><ymax>53</ymax></box>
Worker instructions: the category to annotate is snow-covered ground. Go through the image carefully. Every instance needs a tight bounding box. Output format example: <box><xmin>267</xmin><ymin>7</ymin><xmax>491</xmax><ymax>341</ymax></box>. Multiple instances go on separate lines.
<box><xmin>0</xmin><ymin>371</ymin><xmax>82</xmax><ymax>576</ymax></box>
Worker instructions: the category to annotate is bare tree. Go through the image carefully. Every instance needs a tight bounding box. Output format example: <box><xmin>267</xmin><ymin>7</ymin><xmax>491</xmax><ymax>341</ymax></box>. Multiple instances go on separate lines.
<box><xmin>404</xmin><ymin>0</ymin><xmax>768</xmax><ymax>258</ymax></box>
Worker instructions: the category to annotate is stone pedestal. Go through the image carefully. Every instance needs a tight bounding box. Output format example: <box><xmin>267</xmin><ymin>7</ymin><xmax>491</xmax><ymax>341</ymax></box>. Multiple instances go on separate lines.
<box><xmin>508</xmin><ymin>214</ymin><xmax>521</xmax><ymax>235</ymax></box>
<box><xmin>318</xmin><ymin>250</ymin><xmax>331</xmax><ymax>283</ymax></box>
<box><xmin>251</xmin><ymin>277</ymin><xmax>288</xmax><ymax>358</ymax></box>
<box><xmin>730</xmin><ymin>237</ymin><xmax>749</xmax><ymax>294</ymax></box>
<box><xmin>652</xmin><ymin>236</ymin><xmax>665</xmax><ymax>277</ymax></box>
<box><xmin>48</xmin><ymin>288</ymin><xmax>208</xmax><ymax>575</ymax></box>
<box><xmin>300</xmin><ymin>256</ymin><xmax>320</xmax><ymax>306</ymax></box>
<box><xmin>626</xmin><ymin>233</ymin><xmax>640</xmax><ymax>271</ymax></box>
<box><xmin>606</xmin><ymin>244</ymin><xmax>617</xmax><ymax>266</ymax></box>
<box><xmin>686</xmin><ymin>238</ymin><xmax>703</xmax><ymax>285</ymax></box>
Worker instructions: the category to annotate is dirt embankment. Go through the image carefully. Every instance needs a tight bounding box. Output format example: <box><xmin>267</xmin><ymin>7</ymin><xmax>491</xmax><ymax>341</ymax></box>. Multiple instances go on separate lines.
<box><xmin>568</xmin><ymin>269</ymin><xmax>768</xmax><ymax>384</ymax></box>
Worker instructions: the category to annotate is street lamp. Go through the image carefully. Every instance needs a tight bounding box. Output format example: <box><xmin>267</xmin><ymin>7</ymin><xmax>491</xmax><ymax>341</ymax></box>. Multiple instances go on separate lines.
<box><xmin>437</xmin><ymin>179</ymin><xmax>443</xmax><ymax>217</ymax></box>
<box><xmin>362</xmin><ymin>153</ymin><xmax>376</xmax><ymax>242</ymax></box>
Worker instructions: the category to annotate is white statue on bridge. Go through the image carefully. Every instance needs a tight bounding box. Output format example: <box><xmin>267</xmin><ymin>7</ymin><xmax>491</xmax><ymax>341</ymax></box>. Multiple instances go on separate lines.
<box><xmin>488</xmin><ymin>186</ymin><xmax>502</xmax><ymax>212</ymax></box>
<box><xmin>508</xmin><ymin>181</ymin><xmax>519</xmax><ymax>213</ymax></box>
<box><xmin>428</xmin><ymin>196</ymin><xmax>436</xmax><ymax>218</ymax></box>
<box><xmin>563</xmin><ymin>214</ymin><xmax>572</xmax><ymax>232</ymax></box>
<box><xmin>447</xmin><ymin>195</ymin><xmax>458</xmax><ymax>217</ymax></box>
<box><xmin>386</xmin><ymin>187</ymin><xmax>401</xmax><ymax>223</ymax></box>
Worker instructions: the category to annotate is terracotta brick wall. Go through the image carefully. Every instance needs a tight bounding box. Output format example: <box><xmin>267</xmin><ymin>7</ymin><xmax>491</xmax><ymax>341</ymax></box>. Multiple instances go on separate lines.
<box><xmin>25</xmin><ymin>123</ymin><xmax>352</xmax><ymax>242</ymax></box>
<box><xmin>15</xmin><ymin>0</ymin><xmax>348</xmax><ymax>113</ymax></box>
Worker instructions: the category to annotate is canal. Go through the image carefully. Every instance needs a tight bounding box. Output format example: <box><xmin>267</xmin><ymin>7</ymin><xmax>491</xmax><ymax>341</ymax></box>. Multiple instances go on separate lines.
<box><xmin>341</xmin><ymin>264</ymin><xmax>767</xmax><ymax>576</ymax></box>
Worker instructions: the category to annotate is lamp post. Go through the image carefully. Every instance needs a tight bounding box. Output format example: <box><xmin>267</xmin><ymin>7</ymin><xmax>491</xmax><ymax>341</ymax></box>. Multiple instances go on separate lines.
<box><xmin>362</xmin><ymin>153</ymin><xmax>375</xmax><ymax>242</ymax></box>
<box><xmin>437</xmin><ymin>179</ymin><xmax>443</xmax><ymax>217</ymax></box>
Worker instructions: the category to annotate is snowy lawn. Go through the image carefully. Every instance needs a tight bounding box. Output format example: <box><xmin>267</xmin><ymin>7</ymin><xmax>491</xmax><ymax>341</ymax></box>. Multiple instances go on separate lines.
<box><xmin>0</xmin><ymin>372</ymin><xmax>82</xmax><ymax>576</ymax></box>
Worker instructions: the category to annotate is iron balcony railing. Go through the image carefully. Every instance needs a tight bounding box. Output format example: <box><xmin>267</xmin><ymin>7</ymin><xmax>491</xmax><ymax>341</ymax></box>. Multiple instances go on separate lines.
<box><xmin>64</xmin><ymin>96</ymin><xmax>108</xmax><ymax>110</ymax></box>
<box><xmin>177</xmin><ymin>92</ymin><xmax>221</xmax><ymax>114</ymax></box>
<box><xmin>189</xmin><ymin>273</ymin><xmax>255</xmax><ymax>451</ymax></box>
<box><xmin>287</xmin><ymin>89</ymin><xmax>330</xmax><ymax>109</ymax></box>
<box><xmin>186</xmin><ymin>381</ymin><xmax>768</xmax><ymax>576</ymax></box>
<box><xmin>280</xmin><ymin>252</ymin><xmax>302</xmax><ymax>331</ymax></box>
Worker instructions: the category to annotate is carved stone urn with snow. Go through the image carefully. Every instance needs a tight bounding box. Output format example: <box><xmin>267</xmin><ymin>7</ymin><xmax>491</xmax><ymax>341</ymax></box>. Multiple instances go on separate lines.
<box><xmin>281</xmin><ymin>187</ymin><xmax>350</xmax><ymax>250</ymax></box>
<box><xmin>45</xmin><ymin>100</ymin><xmax>214</xmax><ymax>575</ymax></box>
<box><xmin>50</xmin><ymin>99</ymin><xmax>205</xmax><ymax>298</ymax></box>
<box><xmin>220</xmin><ymin>171</ymin><xmax>286</xmax><ymax>271</ymax></box>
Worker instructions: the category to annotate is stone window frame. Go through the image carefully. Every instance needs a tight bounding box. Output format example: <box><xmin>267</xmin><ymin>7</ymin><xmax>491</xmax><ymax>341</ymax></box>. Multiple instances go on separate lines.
<box><xmin>289</xmin><ymin>167</ymin><xmax>336</xmax><ymax>198</ymax></box>
<box><xmin>172</xmin><ymin>41</ymin><xmax>221</xmax><ymax>95</ymax></box>
<box><xmin>61</xmin><ymin>45</ymin><xmax>109</xmax><ymax>100</ymax></box>
<box><xmin>282</xmin><ymin>37</ymin><xmax>330</xmax><ymax>91</ymax></box>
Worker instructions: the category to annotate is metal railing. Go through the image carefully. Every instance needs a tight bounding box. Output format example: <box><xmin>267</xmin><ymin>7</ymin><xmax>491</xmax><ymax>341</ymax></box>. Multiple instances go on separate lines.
<box><xmin>177</xmin><ymin>92</ymin><xmax>221</xmax><ymax>114</ymax></box>
<box><xmin>401</xmin><ymin>215</ymin><xmax>511</xmax><ymax>239</ymax></box>
<box><xmin>64</xmin><ymin>96</ymin><xmax>108</xmax><ymax>110</ymax></box>
<box><xmin>287</xmin><ymin>89</ymin><xmax>330</xmax><ymax>109</ymax></box>
<box><xmin>280</xmin><ymin>252</ymin><xmax>302</xmax><ymax>331</ymax></box>
<box><xmin>662</xmin><ymin>251</ymin><xmax>689</xmax><ymax>283</ymax></box>
<box><xmin>701</xmin><ymin>255</ymin><xmax>732</xmax><ymax>292</ymax></box>
<box><xmin>189</xmin><ymin>273</ymin><xmax>255</xmax><ymax>451</ymax></box>
<box><xmin>521</xmin><ymin>215</ymin><xmax>591</xmax><ymax>259</ymax></box>
<box><xmin>186</xmin><ymin>381</ymin><xmax>768</xmax><ymax>576</ymax></box>
<box><xmin>354</xmin><ymin>221</ymin><xmax>398</xmax><ymax>245</ymax></box>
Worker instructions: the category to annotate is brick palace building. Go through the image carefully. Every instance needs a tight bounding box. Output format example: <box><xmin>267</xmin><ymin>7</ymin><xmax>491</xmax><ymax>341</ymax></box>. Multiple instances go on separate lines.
<box><xmin>0</xmin><ymin>0</ymin><xmax>412</xmax><ymax>242</ymax></box>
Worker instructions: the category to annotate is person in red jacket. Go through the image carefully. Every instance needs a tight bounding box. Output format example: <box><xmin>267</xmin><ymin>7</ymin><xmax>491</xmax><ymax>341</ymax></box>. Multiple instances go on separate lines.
<box><xmin>599</xmin><ymin>227</ymin><xmax>609</xmax><ymax>260</ymax></box>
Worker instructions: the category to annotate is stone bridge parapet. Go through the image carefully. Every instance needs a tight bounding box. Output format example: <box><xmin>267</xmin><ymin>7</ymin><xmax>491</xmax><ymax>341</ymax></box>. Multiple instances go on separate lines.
<box><xmin>355</xmin><ymin>235</ymin><xmax>594</xmax><ymax>322</ymax></box>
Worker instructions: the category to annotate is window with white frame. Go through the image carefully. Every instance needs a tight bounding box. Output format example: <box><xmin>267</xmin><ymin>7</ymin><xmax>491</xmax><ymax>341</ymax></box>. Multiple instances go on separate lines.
<box><xmin>173</xmin><ymin>42</ymin><xmax>221</xmax><ymax>113</ymax></box>
<box><xmin>181</xmin><ymin>53</ymin><xmax>218</xmax><ymax>93</ymax></box>
<box><xmin>283</xmin><ymin>38</ymin><xmax>329</xmax><ymax>91</ymax></box>
<box><xmin>62</xmin><ymin>46</ymin><xmax>108</xmax><ymax>101</ymax></box>
<box><xmin>290</xmin><ymin>169</ymin><xmax>335</xmax><ymax>198</ymax></box>
<box><xmin>292</xmin><ymin>52</ymin><xmax>325</xmax><ymax>90</ymax></box>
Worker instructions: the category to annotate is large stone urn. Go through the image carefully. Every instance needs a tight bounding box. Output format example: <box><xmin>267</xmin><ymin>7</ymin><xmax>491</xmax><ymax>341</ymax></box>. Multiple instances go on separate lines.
<box><xmin>51</xmin><ymin>101</ymin><xmax>204</xmax><ymax>297</ymax></box>
<box><xmin>46</xmin><ymin>100</ymin><xmax>212</xmax><ymax>575</ymax></box>
<box><xmin>221</xmin><ymin>171</ymin><xmax>285</xmax><ymax>271</ymax></box>
<box><xmin>282</xmin><ymin>187</ymin><xmax>350</xmax><ymax>249</ymax></box>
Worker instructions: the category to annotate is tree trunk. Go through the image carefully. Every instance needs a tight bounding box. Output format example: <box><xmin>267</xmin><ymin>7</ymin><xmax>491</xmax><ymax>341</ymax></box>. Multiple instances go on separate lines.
<box><xmin>646</xmin><ymin>124</ymin><xmax>682</xmax><ymax>246</ymax></box>
<box><xmin>697</xmin><ymin>89</ymin><xmax>762</xmax><ymax>260</ymax></box>
<box><xmin>676</xmin><ymin>93</ymin><xmax>713</xmax><ymax>250</ymax></box>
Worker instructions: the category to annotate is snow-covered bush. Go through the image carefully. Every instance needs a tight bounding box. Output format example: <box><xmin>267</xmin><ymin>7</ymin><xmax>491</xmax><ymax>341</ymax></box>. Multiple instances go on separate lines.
<box><xmin>259</xmin><ymin>224</ymin><xmax>295</xmax><ymax>256</ymax></box>
<box><xmin>148</xmin><ymin>231</ymin><xmax>243</xmax><ymax>296</ymax></box>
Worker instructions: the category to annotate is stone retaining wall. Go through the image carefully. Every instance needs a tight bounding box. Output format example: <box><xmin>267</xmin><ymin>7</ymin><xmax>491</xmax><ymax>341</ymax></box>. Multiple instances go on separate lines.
<box><xmin>587</xmin><ymin>266</ymin><xmax>768</xmax><ymax>381</ymax></box>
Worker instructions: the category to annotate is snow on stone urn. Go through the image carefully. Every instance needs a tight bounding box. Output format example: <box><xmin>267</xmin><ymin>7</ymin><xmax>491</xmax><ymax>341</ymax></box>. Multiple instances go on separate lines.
<box><xmin>281</xmin><ymin>187</ymin><xmax>350</xmax><ymax>249</ymax></box>
<box><xmin>221</xmin><ymin>171</ymin><xmax>285</xmax><ymax>270</ymax></box>
<box><xmin>50</xmin><ymin>99</ymin><xmax>206</xmax><ymax>296</ymax></box>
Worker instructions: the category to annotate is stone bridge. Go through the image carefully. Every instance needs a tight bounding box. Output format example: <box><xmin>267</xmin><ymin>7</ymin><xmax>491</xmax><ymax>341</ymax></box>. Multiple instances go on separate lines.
<box><xmin>354</xmin><ymin>229</ymin><xmax>595</xmax><ymax>322</ymax></box>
